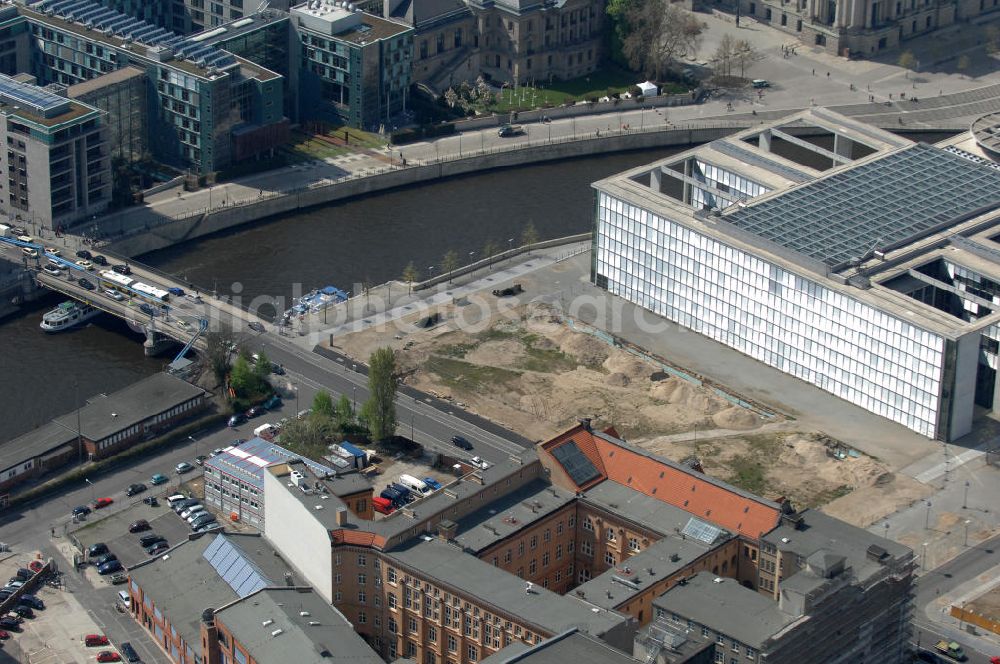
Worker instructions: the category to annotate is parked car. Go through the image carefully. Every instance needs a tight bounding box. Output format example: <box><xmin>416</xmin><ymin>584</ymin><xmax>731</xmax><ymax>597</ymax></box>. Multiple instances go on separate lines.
<box><xmin>150</xmin><ymin>473</ymin><xmax>168</xmax><ymax>486</ymax></box>
<box><xmin>470</xmin><ymin>456</ymin><xmax>490</xmax><ymax>470</ymax></box>
<box><xmin>85</xmin><ymin>634</ymin><xmax>110</xmax><ymax>647</ymax></box>
<box><xmin>180</xmin><ymin>505</ymin><xmax>205</xmax><ymax>520</ymax></box>
<box><xmin>263</xmin><ymin>395</ymin><xmax>281</xmax><ymax>410</ymax></box>
<box><xmin>88</xmin><ymin>543</ymin><xmax>108</xmax><ymax>557</ymax></box>
<box><xmin>97</xmin><ymin>651</ymin><xmax>122</xmax><ymax>662</ymax></box>
<box><xmin>120</xmin><ymin>642</ymin><xmax>141</xmax><ymax>663</ymax></box>
<box><xmin>128</xmin><ymin>520</ymin><xmax>150</xmax><ymax>533</ymax></box>
<box><xmin>97</xmin><ymin>560</ymin><xmax>122</xmax><ymax>575</ymax></box>
<box><xmin>210</xmin><ymin>448</ymin><xmax>225</xmax><ymax>457</ymax></box>
<box><xmin>194</xmin><ymin>455</ymin><xmax>208</xmax><ymax>466</ymax></box>
<box><xmin>125</xmin><ymin>483</ymin><xmax>146</xmax><ymax>497</ymax></box>
<box><xmin>751</xmin><ymin>78</ymin><xmax>770</xmax><ymax>88</ymax></box>
<box><xmin>93</xmin><ymin>553</ymin><xmax>118</xmax><ymax>567</ymax></box>
<box><xmin>422</xmin><ymin>477</ymin><xmax>443</xmax><ymax>491</ymax></box>
<box><xmin>175</xmin><ymin>461</ymin><xmax>194</xmax><ymax>474</ymax></box>
<box><xmin>141</xmin><ymin>496</ymin><xmax>159</xmax><ymax>506</ymax></box>
<box><xmin>78</xmin><ymin>278</ymin><xmax>95</xmax><ymax>291</ymax></box>
<box><xmin>146</xmin><ymin>541</ymin><xmax>169</xmax><ymax>556</ymax></box>
<box><xmin>14</xmin><ymin>568</ymin><xmax>31</xmax><ymax>582</ymax></box>
<box><xmin>138</xmin><ymin>534</ymin><xmax>165</xmax><ymax>548</ymax></box>
<box><xmin>11</xmin><ymin>605</ymin><xmax>33</xmax><ymax>619</ymax></box>
<box><xmin>112</xmin><ymin>263</ymin><xmax>131</xmax><ymax>276</ymax></box>
<box><xmin>915</xmin><ymin>650</ymin><xmax>944</xmax><ymax>663</ymax></box>
<box><xmin>248</xmin><ymin>321</ymin><xmax>265</xmax><ymax>333</ymax></box>
<box><xmin>92</xmin><ymin>255</ymin><xmax>108</xmax><ymax>266</ymax></box>
<box><xmin>110</xmin><ymin>573</ymin><xmax>128</xmax><ymax>585</ymax></box>
<box><xmin>167</xmin><ymin>286</ymin><xmax>185</xmax><ymax>296</ymax></box>
<box><xmin>451</xmin><ymin>435</ymin><xmax>473</xmax><ymax>450</ymax></box>
<box><xmin>104</xmin><ymin>288</ymin><xmax>125</xmax><ymax>301</ymax></box>
<box><xmin>194</xmin><ymin>521</ymin><xmax>220</xmax><ymax>533</ymax></box>
<box><xmin>246</xmin><ymin>405</ymin><xmax>265</xmax><ymax>418</ymax></box>
<box><xmin>72</xmin><ymin>505</ymin><xmax>92</xmax><ymax>518</ymax></box>
<box><xmin>165</xmin><ymin>493</ymin><xmax>187</xmax><ymax>505</ymax></box>
<box><xmin>75</xmin><ymin>250</ymin><xmax>92</xmax><ymax>260</ymax></box>
<box><xmin>228</xmin><ymin>413</ymin><xmax>246</xmax><ymax>427</ymax></box>
<box><xmin>189</xmin><ymin>513</ymin><xmax>215</xmax><ymax>527</ymax></box>
<box><xmin>270</xmin><ymin>363</ymin><xmax>285</xmax><ymax>375</ymax></box>
<box><xmin>172</xmin><ymin>498</ymin><xmax>198</xmax><ymax>512</ymax></box>
<box><xmin>0</xmin><ymin>617</ymin><xmax>20</xmax><ymax>631</ymax></box>
<box><xmin>0</xmin><ymin>629</ymin><xmax>10</xmax><ymax>639</ymax></box>
<box><xmin>93</xmin><ymin>497</ymin><xmax>113</xmax><ymax>509</ymax></box>
<box><xmin>19</xmin><ymin>594</ymin><xmax>43</xmax><ymax>610</ymax></box>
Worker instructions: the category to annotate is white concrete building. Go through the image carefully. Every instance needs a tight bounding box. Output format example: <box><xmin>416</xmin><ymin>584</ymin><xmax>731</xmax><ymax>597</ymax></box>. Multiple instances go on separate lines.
<box><xmin>591</xmin><ymin>109</ymin><xmax>1000</xmax><ymax>442</ymax></box>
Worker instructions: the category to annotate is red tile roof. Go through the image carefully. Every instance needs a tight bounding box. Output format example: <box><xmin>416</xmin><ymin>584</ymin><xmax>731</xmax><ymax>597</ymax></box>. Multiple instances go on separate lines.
<box><xmin>332</xmin><ymin>530</ymin><xmax>386</xmax><ymax>549</ymax></box>
<box><xmin>540</xmin><ymin>424</ymin><xmax>781</xmax><ymax>539</ymax></box>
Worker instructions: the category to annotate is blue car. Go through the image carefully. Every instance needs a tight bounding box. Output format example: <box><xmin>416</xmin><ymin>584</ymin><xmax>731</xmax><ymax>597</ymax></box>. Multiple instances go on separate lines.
<box><xmin>168</xmin><ymin>287</ymin><xmax>185</xmax><ymax>296</ymax></box>
<box><xmin>422</xmin><ymin>477</ymin><xmax>443</xmax><ymax>491</ymax></box>
<box><xmin>139</xmin><ymin>303</ymin><xmax>157</xmax><ymax>317</ymax></box>
<box><xmin>97</xmin><ymin>560</ymin><xmax>122</xmax><ymax>575</ymax></box>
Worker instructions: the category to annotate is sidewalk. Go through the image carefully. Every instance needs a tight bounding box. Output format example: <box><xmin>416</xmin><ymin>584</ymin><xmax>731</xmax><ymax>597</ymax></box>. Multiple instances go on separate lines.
<box><xmin>923</xmin><ymin>566</ymin><xmax>1000</xmax><ymax>655</ymax></box>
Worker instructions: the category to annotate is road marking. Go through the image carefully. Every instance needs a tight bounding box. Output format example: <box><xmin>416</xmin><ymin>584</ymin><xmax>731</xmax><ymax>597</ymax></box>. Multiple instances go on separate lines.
<box><xmin>913</xmin><ymin>446</ymin><xmax>986</xmax><ymax>484</ymax></box>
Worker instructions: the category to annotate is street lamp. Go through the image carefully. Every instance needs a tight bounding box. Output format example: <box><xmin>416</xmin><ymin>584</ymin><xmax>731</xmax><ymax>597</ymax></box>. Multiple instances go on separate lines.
<box><xmin>963</xmin><ymin>480</ymin><xmax>970</xmax><ymax>509</ymax></box>
<box><xmin>924</xmin><ymin>500</ymin><xmax>932</xmax><ymax>530</ymax></box>
<box><xmin>293</xmin><ymin>384</ymin><xmax>300</xmax><ymax>416</ymax></box>
<box><xmin>965</xmin><ymin>519</ymin><xmax>972</xmax><ymax>547</ymax></box>
<box><xmin>189</xmin><ymin>435</ymin><xmax>197</xmax><ymax>458</ymax></box>
<box><xmin>921</xmin><ymin>542</ymin><xmax>928</xmax><ymax>571</ymax></box>
<box><xmin>85</xmin><ymin>478</ymin><xmax>95</xmax><ymax>503</ymax></box>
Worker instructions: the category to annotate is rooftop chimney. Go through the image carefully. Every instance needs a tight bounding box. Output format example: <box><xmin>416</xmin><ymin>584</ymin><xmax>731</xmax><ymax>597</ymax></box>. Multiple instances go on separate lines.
<box><xmin>437</xmin><ymin>519</ymin><xmax>458</xmax><ymax>542</ymax></box>
<box><xmin>579</xmin><ymin>417</ymin><xmax>592</xmax><ymax>431</ymax></box>
<box><xmin>335</xmin><ymin>507</ymin><xmax>348</xmax><ymax>526</ymax></box>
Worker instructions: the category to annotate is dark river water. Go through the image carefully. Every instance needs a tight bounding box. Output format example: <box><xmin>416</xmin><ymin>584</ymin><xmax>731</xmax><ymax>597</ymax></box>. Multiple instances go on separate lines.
<box><xmin>1</xmin><ymin>147</ymin><xmax>681</xmax><ymax>440</ymax></box>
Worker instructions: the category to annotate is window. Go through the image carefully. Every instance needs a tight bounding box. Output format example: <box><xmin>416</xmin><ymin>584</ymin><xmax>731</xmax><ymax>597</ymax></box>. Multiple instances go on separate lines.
<box><xmin>358</xmin><ymin>591</ymin><xmax>366</xmax><ymax>604</ymax></box>
<box><xmin>629</xmin><ymin>537</ymin><xmax>640</xmax><ymax>552</ymax></box>
<box><xmin>428</xmin><ymin>626</ymin><xmax>437</xmax><ymax>643</ymax></box>
<box><xmin>582</xmin><ymin>517</ymin><xmax>593</xmax><ymax>531</ymax></box>
<box><xmin>358</xmin><ymin>574</ymin><xmax>366</xmax><ymax>585</ymax></box>
<box><xmin>388</xmin><ymin>568</ymin><xmax>397</xmax><ymax>583</ymax></box>
<box><xmin>388</xmin><ymin>618</ymin><xmax>398</xmax><ymax>634</ymax></box>
<box><xmin>467</xmin><ymin>645</ymin><xmax>478</xmax><ymax>662</ymax></box>
<box><xmin>448</xmin><ymin>635</ymin><xmax>457</xmax><ymax>652</ymax></box>
<box><xmin>604</xmin><ymin>551</ymin><xmax>615</xmax><ymax>566</ymax></box>
<box><xmin>581</xmin><ymin>541</ymin><xmax>593</xmax><ymax>556</ymax></box>
<box><xmin>409</xmin><ymin>617</ymin><xmax>418</xmax><ymax>633</ymax></box>
<box><xmin>388</xmin><ymin>593</ymin><xmax>398</xmax><ymax>609</ymax></box>
<box><xmin>606</xmin><ymin>529</ymin><xmax>616</xmax><ymax>542</ymax></box>
<box><xmin>358</xmin><ymin>554</ymin><xmax>367</xmax><ymax>566</ymax></box>
<box><xmin>358</xmin><ymin>611</ymin><xmax>366</xmax><ymax>624</ymax></box>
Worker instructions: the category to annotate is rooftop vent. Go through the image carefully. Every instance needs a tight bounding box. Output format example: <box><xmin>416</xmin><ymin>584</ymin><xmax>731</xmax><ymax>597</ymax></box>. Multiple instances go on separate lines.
<box><xmin>262</xmin><ymin>619</ymin><xmax>274</xmax><ymax>627</ymax></box>
<box><xmin>308</xmin><ymin>620</ymin><xmax>321</xmax><ymax>626</ymax></box>
<box><xmin>300</xmin><ymin>611</ymin><xmax>311</xmax><ymax>617</ymax></box>
<box><xmin>271</xmin><ymin>628</ymin><xmax>283</xmax><ymax>637</ymax></box>
<box><xmin>713</xmin><ymin>577</ymin><xmax>724</xmax><ymax>584</ymax></box>
<box><xmin>781</xmin><ymin>537</ymin><xmax>790</xmax><ymax>543</ymax></box>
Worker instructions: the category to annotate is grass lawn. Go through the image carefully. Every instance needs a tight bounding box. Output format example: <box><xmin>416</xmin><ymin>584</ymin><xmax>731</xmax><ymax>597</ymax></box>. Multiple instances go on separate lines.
<box><xmin>281</xmin><ymin>127</ymin><xmax>388</xmax><ymax>163</ymax></box>
<box><xmin>486</xmin><ymin>65</ymin><xmax>692</xmax><ymax>112</ymax></box>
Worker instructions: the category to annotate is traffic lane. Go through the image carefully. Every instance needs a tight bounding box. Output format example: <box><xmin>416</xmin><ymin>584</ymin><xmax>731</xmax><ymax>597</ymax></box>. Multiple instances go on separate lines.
<box><xmin>265</xmin><ymin>339</ymin><xmax>529</xmax><ymax>455</ymax></box>
<box><xmin>911</xmin><ymin>619</ymin><xmax>991</xmax><ymax>662</ymax></box>
<box><xmin>916</xmin><ymin>534</ymin><xmax>1000</xmax><ymax>608</ymax></box>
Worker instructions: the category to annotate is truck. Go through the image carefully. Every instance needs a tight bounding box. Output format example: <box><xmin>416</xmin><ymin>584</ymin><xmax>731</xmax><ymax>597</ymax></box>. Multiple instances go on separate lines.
<box><xmin>373</xmin><ymin>496</ymin><xmax>395</xmax><ymax>515</ymax></box>
<box><xmin>497</xmin><ymin>124</ymin><xmax>524</xmax><ymax>137</ymax></box>
<box><xmin>380</xmin><ymin>486</ymin><xmax>406</xmax><ymax>508</ymax></box>
<box><xmin>934</xmin><ymin>640</ymin><xmax>967</xmax><ymax>661</ymax></box>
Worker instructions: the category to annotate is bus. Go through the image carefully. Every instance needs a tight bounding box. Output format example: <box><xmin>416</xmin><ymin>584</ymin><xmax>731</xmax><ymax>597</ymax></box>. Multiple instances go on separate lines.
<box><xmin>99</xmin><ymin>270</ymin><xmax>134</xmax><ymax>292</ymax></box>
<box><xmin>132</xmin><ymin>281</ymin><xmax>170</xmax><ymax>302</ymax></box>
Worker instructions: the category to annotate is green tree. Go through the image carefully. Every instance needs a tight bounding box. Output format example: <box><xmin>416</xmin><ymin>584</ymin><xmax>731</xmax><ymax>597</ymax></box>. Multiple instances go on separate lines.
<box><xmin>312</xmin><ymin>390</ymin><xmax>336</xmax><ymax>420</ymax></box>
<box><xmin>253</xmin><ymin>350</ymin><xmax>272</xmax><ymax>380</ymax></box>
<box><xmin>363</xmin><ymin>347</ymin><xmax>398</xmax><ymax>442</ymax></box>
<box><xmin>335</xmin><ymin>394</ymin><xmax>355</xmax><ymax>432</ymax></box>
<box><xmin>204</xmin><ymin>330</ymin><xmax>232</xmax><ymax>388</ymax></box>
<box><xmin>897</xmin><ymin>50</ymin><xmax>917</xmax><ymax>76</ymax></box>
<box><xmin>280</xmin><ymin>416</ymin><xmax>337</xmax><ymax>458</ymax></box>
<box><xmin>605</xmin><ymin>0</ymin><xmax>632</xmax><ymax>68</ymax></box>
<box><xmin>402</xmin><ymin>261</ymin><xmax>420</xmax><ymax>294</ymax></box>
<box><xmin>442</xmin><ymin>250</ymin><xmax>460</xmax><ymax>283</ymax></box>
<box><xmin>230</xmin><ymin>356</ymin><xmax>255</xmax><ymax>398</ymax></box>
<box><xmin>521</xmin><ymin>222</ymin><xmax>540</xmax><ymax>253</ymax></box>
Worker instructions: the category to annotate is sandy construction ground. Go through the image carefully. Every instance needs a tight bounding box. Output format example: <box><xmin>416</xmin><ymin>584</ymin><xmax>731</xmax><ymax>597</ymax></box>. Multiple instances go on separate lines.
<box><xmin>328</xmin><ymin>299</ymin><xmax>923</xmax><ymax>526</ymax></box>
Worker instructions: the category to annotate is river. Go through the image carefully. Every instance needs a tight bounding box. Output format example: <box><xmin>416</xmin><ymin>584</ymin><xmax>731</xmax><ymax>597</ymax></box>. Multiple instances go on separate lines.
<box><xmin>0</xmin><ymin>147</ymin><xmax>680</xmax><ymax>440</ymax></box>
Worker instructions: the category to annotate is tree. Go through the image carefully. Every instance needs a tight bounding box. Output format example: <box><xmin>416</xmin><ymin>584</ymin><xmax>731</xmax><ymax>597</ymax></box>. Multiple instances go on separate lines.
<box><xmin>253</xmin><ymin>350</ymin><xmax>272</xmax><ymax>380</ymax></box>
<box><xmin>733</xmin><ymin>39</ymin><xmax>763</xmax><ymax>79</ymax></box>
<box><xmin>712</xmin><ymin>33</ymin><xmax>736</xmax><ymax>80</ymax></box>
<box><xmin>605</xmin><ymin>0</ymin><xmax>632</xmax><ymax>68</ymax></box>
<box><xmin>482</xmin><ymin>239</ymin><xmax>500</xmax><ymax>265</ymax></box>
<box><xmin>402</xmin><ymin>261</ymin><xmax>420</xmax><ymax>294</ymax></box>
<box><xmin>363</xmin><ymin>347</ymin><xmax>398</xmax><ymax>442</ymax></box>
<box><xmin>475</xmin><ymin>76</ymin><xmax>493</xmax><ymax>106</ymax></box>
<box><xmin>204</xmin><ymin>330</ymin><xmax>232</xmax><ymax>387</ymax></box>
<box><xmin>444</xmin><ymin>87</ymin><xmax>459</xmax><ymax>108</ymax></box>
<box><xmin>897</xmin><ymin>50</ymin><xmax>917</xmax><ymax>77</ymax></box>
<box><xmin>230</xmin><ymin>356</ymin><xmax>255</xmax><ymax>398</ymax></box>
<box><xmin>280</xmin><ymin>416</ymin><xmax>337</xmax><ymax>458</ymax></box>
<box><xmin>521</xmin><ymin>222</ymin><xmax>540</xmax><ymax>252</ymax></box>
<box><xmin>622</xmin><ymin>1</ymin><xmax>704</xmax><ymax>81</ymax></box>
<box><xmin>442</xmin><ymin>250</ymin><xmax>460</xmax><ymax>283</ymax></box>
<box><xmin>335</xmin><ymin>394</ymin><xmax>356</xmax><ymax>432</ymax></box>
<box><xmin>312</xmin><ymin>390</ymin><xmax>336</xmax><ymax>420</ymax></box>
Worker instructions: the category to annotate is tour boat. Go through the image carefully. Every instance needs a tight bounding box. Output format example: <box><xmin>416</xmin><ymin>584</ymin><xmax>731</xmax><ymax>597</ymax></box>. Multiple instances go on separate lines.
<box><xmin>39</xmin><ymin>300</ymin><xmax>101</xmax><ymax>332</ymax></box>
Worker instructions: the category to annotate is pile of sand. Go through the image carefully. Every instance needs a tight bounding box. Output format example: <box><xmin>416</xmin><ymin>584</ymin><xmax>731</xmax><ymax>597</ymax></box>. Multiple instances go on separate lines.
<box><xmin>712</xmin><ymin>406</ymin><xmax>763</xmax><ymax>430</ymax></box>
<box><xmin>605</xmin><ymin>372</ymin><xmax>631</xmax><ymax>387</ymax></box>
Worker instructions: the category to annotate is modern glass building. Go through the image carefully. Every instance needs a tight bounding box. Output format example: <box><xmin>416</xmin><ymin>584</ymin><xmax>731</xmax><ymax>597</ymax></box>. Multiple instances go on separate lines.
<box><xmin>592</xmin><ymin>110</ymin><xmax>1000</xmax><ymax>442</ymax></box>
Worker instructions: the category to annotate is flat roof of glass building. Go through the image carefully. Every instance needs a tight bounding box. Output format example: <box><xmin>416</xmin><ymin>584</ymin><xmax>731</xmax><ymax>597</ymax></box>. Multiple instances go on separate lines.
<box><xmin>723</xmin><ymin>143</ymin><xmax>1000</xmax><ymax>271</ymax></box>
<box><xmin>0</xmin><ymin>72</ymin><xmax>70</xmax><ymax>117</ymax></box>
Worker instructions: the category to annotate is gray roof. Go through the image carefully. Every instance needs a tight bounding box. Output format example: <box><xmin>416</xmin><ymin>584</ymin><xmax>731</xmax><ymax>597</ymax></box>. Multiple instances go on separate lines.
<box><xmin>571</xmin><ymin>534</ymin><xmax>714</xmax><ymax>610</ymax></box>
<box><xmin>66</xmin><ymin>66</ymin><xmax>145</xmax><ymax>98</ymax></box>
<box><xmin>53</xmin><ymin>373</ymin><xmax>206</xmax><ymax>443</ymax></box>
<box><xmin>652</xmin><ymin>572</ymin><xmax>793</xmax><ymax>649</ymax></box>
<box><xmin>128</xmin><ymin>533</ymin><xmax>299</xmax><ymax>652</ymax></box>
<box><xmin>387</xmin><ymin>537</ymin><xmax>628</xmax><ymax>638</ymax></box>
<box><xmin>267</xmin><ymin>460</ymin><xmax>356</xmax><ymax>531</ymax></box>
<box><xmin>481</xmin><ymin>629</ymin><xmax>638</xmax><ymax>664</ymax></box>
<box><xmin>0</xmin><ymin>420</ymin><xmax>76</xmax><ymax>472</ymax></box>
<box><xmin>761</xmin><ymin>509</ymin><xmax>912</xmax><ymax>587</ymax></box>
<box><xmin>453</xmin><ymin>480</ymin><xmax>576</xmax><ymax>553</ymax></box>
<box><xmin>723</xmin><ymin>142</ymin><xmax>1000</xmax><ymax>271</ymax></box>
<box><xmin>389</xmin><ymin>0</ymin><xmax>470</xmax><ymax>27</ymax></box>
<box><xmin>215</xmin><ymin>588</ymin><xmax>382</xmax><ymax>664</ymax></box>
<box><xmin>581</xmin><ymin>480</ymin><xmax>729</xmax><ymax>539</ymax></box>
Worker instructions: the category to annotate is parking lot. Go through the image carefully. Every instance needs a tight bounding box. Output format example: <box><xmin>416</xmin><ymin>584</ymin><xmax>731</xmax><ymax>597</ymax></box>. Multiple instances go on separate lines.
<box><xmin>370</xmin><ymin>455</ymin><xmax>460</xmax><ymax>520</ymax></box>
<box><xmin>72</xmin><ymin>497</ymin><xmax>195</xmax><ymax>571</ymax></box>
<box><xmin>0</xmin><ymin>551</ymin><xmax>118</xmax><ymax>664</ymax></box>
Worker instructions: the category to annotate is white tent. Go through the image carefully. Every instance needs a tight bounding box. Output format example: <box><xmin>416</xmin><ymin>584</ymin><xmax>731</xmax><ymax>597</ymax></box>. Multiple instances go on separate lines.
<box><xmin>637</xmin><ymin>81</ymin><xmax>659</xmax><ymax>97</ymax></box>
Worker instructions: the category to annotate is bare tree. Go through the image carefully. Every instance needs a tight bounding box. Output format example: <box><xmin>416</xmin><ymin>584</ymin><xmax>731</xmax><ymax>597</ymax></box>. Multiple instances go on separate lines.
<box><xmin>444</xmin><ymin>87</ymin><xmax>459</xmax><ymax>108</ymax></box>
<box><xmin>442</xmin><ymin>250</ymin><xmax>460</xmax><ymax>283</ymax></box>
<box><xmin>622</xmin><ymin>1</ymin><xmax>705</xmax><ymax>81</ymax></box>
<box><xmin>712</xmin><ymin>33</ymin><xmax>736</xmax><ymax>80</ymax></box>
<box><xmin>402</xmin><ymin>261</ymin><xmax>419</xmax><ymax>294</ymax></box>
<box><xmin>897</xmin><ymin>50</ymin><xmax>917</xmax><ymax>77</ymax></box>
<box><xmin>733</xmin><ymin>39</ymin><xmax>764</xmax><ymax>79</ymax></box>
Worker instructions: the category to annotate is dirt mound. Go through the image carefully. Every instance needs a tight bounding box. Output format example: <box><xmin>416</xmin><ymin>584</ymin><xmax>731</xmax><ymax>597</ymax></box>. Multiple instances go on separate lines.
<box><xmin>559</xmin><ymin>334</ymin><xmax>609</xmax><ymax>366</ymax></box>
<box><xmin>465</xmin><ymin>339</ymin><xmax>526</xmax><ymax>368</ymax></box>
<box><xmin>712</xmin><ymin>406</ymin><xmax>762</xmax><ymax>430</ymax></box>
<box><xmin>605</xmin><ymin>372</ymin><xmax>631</xmax><ymax>387</ymax></box>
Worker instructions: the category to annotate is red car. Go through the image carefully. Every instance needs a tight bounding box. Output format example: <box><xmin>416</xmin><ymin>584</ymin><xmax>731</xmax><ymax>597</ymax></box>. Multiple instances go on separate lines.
<box><xmin>93</xmin><ymin>498</ymin><xmax>113</xmax><ymax>509</ymax></box>
<box><xmin>96</xmin><ymin>652</ymin><xmax>122</xmax><ymax>662</ymax></box>
<box><xmin>85</xmin><ymin>634</ymin><xmax>110</xmax><ymax>647</ymax></box>
<box><xmin>0</xmin><ymin>630</ymin><xmax>10</xmax><ymax>640</ymax></box>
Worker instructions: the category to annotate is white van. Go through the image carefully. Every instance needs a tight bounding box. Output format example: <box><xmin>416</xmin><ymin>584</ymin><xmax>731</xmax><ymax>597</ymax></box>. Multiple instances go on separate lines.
<box><xmin>398</xmin><ymin>474</ymin><xmax>430</xmax><ymax>495</ymax></box>
<box><xmin>118</xmin><ymin>590</ymin><xmax>130</xmax><ymax>608</ymax></box>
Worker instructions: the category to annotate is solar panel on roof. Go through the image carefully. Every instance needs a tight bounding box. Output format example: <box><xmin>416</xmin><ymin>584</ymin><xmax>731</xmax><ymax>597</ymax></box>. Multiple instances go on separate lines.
<box><xmin>551</xmin><ymin>440</ymin><xmax>600</xmax><ymax>486</ymax></box>
<box><xmin>681</xmin><ymin>517</ymin><xmax>724</xmax><ymax>544</ymax></box>
<box><xmin>724</xmin><ymin>143</ymin><xmax>1000</xmax><ymax>270</ymax></box>
<box><xmin>203</xmin><ymin>534</ymin><xmax>272</xmax><ymax>598</ymax></box>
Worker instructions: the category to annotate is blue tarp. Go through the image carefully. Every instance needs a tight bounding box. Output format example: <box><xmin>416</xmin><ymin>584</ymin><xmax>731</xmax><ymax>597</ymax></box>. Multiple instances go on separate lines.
<box><xmin>339</xmin><ymin>442</ymin><xmax>366</xmax><ymax>458</ymax></box>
